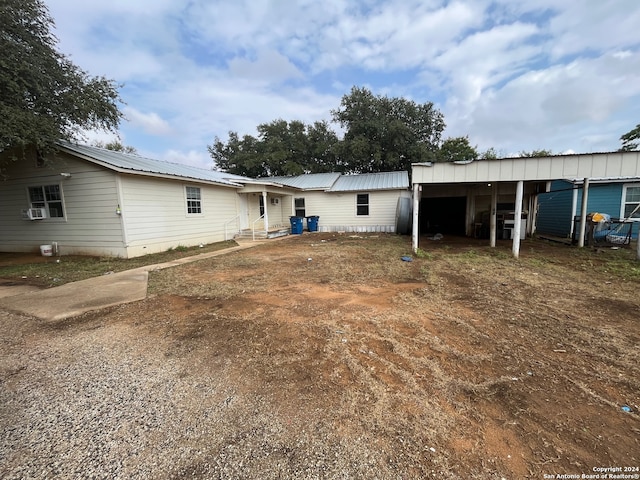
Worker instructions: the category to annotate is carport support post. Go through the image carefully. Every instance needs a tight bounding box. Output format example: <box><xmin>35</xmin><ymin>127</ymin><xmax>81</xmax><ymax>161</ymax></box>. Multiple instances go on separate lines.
<box><xmin>578</xmin><ymin>178</ymin><xmax>590</xmax><ymax>248</ymax></box>
<box><xmin>512</xmin><ymin>180</ymin><xmax>524</xmax><ymax>258</ymax></box>
<box><xmin>490</xmin><ymin>182</ymin><xmax>498</xmax><ymax>248</ymax></box>
<box><xmin>412</xmin><ymin>183</ymin><xmax>420</xmax><ymax>253</ymax></box>
<box><xmin>262</xmin><ymin>190</ymin><xmax>269</xmax><ymax>235</ymax></box>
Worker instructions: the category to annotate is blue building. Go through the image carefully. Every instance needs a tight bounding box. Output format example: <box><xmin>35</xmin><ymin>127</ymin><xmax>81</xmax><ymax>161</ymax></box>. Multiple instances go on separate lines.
<box><xmin>536</xmin><ymin>177</ymin><xmax>640</xmax><ymax>242</ymax></box>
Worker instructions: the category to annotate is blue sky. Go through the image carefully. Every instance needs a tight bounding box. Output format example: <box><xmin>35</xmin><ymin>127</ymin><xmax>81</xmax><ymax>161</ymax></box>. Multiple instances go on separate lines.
<box><xmin>45</xmin><ymin>0</ymin><xmax>640</xmax><ymax>169</ymax></box>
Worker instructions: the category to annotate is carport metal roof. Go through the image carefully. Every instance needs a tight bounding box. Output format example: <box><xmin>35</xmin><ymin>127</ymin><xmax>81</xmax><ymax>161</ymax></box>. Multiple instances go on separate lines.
<box><xmin>412</xmin><ymin>151</ymin><xmax>640</xmax><ymax>184</ymax></box>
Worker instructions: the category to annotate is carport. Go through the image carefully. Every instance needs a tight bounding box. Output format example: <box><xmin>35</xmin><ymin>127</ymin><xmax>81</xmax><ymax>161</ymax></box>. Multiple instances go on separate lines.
<box><xmin>411</xmin><ymin>151</ymin><xmax>640</xmax><ymax>258</ymax></box>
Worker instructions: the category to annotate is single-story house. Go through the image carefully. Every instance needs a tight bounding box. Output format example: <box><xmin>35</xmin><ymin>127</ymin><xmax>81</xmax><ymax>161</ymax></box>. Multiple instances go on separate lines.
<box><xmin>269</xmin><ymin>171</ymin><xmax>411</xmax><ymax>233</ymax></box>
<box><xmin>536</xmin><ymin>177</ymin><xmax>640</xmax><ymax>242</ymax></box>
<box><xmin>0</xmin><ymin>143</ymin><xmax>410</xmax><ymax>258</ymax></box>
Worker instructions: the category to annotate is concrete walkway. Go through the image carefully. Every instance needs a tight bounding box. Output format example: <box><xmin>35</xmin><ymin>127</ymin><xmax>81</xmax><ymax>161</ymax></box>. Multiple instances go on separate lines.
<box><xmin>0</xmin><ymin>239</ymin><xmax>271</xmax><ymax>321</ymax></box>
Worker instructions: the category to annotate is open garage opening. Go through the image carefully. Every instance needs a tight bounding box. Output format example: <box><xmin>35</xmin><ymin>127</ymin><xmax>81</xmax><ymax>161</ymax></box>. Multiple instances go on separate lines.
<box><xmin>420</xmin><ymin>196</ymin><xmax>467</xmax><ymax>236</ymax></box>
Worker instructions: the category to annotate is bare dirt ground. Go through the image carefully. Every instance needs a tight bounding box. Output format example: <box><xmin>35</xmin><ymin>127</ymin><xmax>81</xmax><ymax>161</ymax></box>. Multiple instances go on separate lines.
<box><xmin>1</xmin><ymin>233</ymin><xmax>639</xmax><ymax>479</ymax></box>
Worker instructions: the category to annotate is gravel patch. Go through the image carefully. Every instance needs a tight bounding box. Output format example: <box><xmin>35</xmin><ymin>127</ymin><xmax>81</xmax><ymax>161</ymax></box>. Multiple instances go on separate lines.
<box><xmin>0</xmin><ymin>309</ymin><xmax>455</xmax><ymax>479</ymax></box>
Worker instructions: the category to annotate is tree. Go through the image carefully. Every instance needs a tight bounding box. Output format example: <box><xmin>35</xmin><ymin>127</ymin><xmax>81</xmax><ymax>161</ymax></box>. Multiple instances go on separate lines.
<box><xmin>331</xmin><ymin>86</ymin><xmax>445</xmax><ymax>173</ymax></box>
<box><xmin>619</xmin><ymin>124</ymin><xmax>640</xmax><ymax>151</ymax></box>
<box><xmin>92</xmin><ymin>140</ymin><xmax>137</xmax><ymax>155</ymax></box>
<box><xmin>437</xmin><ymin>136</ymin><xmax>478</xmax><ymax>162</ymax></box>
<box><xmin>305</xmin><ymin>120</ymin><xmax>342</xmax><ymax>173</ymax></box>
<box><xmin>480</xmin><ymin>147</ymin><xmax>501</xmax><ymax>160</ymax></box>
<box><xmin>209</xmin><ymin>131</ymin><xmax>263</xmax><ymax>177</ymax></box>
<box><xmin>0</xmin><ymin>0</ymin><xmax>122</xmax><ymax>159</ymax></box>
<box><xmin>209</xmin><ymin>119</ymin><xmax>341</xmax><ymax>177</ymax></box>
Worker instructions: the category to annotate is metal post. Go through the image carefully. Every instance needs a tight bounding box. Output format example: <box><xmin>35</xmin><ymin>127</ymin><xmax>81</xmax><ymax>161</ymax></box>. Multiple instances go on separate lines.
<box><xmin>490</xmin><ymin>182</ymin><xmax>498</xmax><ymax>248</ymax></box>
<box><xmin>512</xmin><ymin>180</ymin><xmax>523</xmax><ymax>258</ymax></box>
<box><xmin>412</xmin><ymin>183</ymin><xmax>420</xmax><ymax>253</ymax></box>
<box><xmin>578</xmin><ymin>178</ymin><xmax>590</xmax><ymax>248</ymax></box>
<box><xmin>262</xmin><ymin>190</ymin><xmax>269</xmax><ymax>235</ymax></box>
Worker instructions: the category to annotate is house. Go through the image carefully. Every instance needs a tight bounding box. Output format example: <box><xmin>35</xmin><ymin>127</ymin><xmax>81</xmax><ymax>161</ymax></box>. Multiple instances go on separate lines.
<box><xmin>269</xmin><ymin>171</ymin><xmax>411</xmax><ymax>233</ymax></box>
<box><xmin>536</xmin><ymin>177</ymin><xmax>640</xmax><ymax>242</ymax></box>
<box><xmin>0</xmin><ymin>142</ymin><xmax>298</xmax><ymax>258</ymax></box>
<box><xmin>0</xmin><ymin>143</ymin><xmax>410</xmax><ymax>258</ymax></box>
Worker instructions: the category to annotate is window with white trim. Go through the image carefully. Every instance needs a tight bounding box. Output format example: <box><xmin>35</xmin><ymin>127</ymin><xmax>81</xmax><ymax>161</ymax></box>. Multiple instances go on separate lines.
<box><xmin>185</xmin><ymin>186</ymin><xmax>202</xmax><ymax>214</ymax></box>
<box><xmin>623</xmin><ymin>185</ymin><xmax>640</xmax><ymax>220</ymax></box>
<box><xmin>294</xmin><ymin>198</ymin><xmax>306</xmax><ymax>217</ymax></box>
<box><xmin>28</xmin><ymin>184</ymin><xmax>65</xmax><ymax>218</ymax></box>
<box><xmin>356</xmin><ymin>193</ymin><xmax>369</xmax><ymax>216</ymax></box>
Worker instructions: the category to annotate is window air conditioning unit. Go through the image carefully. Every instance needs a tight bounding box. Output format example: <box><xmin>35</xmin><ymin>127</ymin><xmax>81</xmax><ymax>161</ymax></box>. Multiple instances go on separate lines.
<box><xmin>270</xmin><ymin>198</ymin><xmax>279</xmax><ymax>205</ymax></box>
<box><xmin>27</xmin><ymin>208</ymin><xmax>47</xmax><ymax>220</ymax></box>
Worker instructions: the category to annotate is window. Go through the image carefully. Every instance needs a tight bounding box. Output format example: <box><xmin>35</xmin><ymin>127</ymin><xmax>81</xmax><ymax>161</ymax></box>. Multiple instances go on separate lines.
<box><xmin>294</xmin><ymin>198</ymin><xmax>306</xmax><ymax>217</ymax></box>
<box><xmin>185</xmin><ymin>186</ymin><xmax>202</xmax><ymax>214</ymax></box>
<box><xmin>623</xmin><ymin>185</ymin><xmax>640</xmax><ymax>220</ymax></box>
<box><xmin>28</xmin><ymin>184</ymin><xmax>65</xmax><ymax>218</ymax></box>
<box><xmin>356</xmin><ymin>193</ymin><xmax>369</xmax><ymax>216</ymax></box>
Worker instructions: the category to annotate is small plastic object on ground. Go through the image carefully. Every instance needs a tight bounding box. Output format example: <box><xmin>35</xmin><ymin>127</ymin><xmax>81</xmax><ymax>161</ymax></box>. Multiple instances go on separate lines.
<box><xmin>621</xmin><ymin>405</ymin><xmax>632</xmax><ymax>413</ymax></box>
<box><xmin>401</xmin><ymin>256</ymin><xmax>413</xmax><ymax>262</ymax></box>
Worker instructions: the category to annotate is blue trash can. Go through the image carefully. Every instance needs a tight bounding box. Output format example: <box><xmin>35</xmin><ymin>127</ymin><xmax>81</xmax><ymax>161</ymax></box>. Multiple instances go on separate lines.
<box><xmin>306</xmin><ymin>215</ymin><xmax>319</xmax><ymax>232</ymax></box>
<box><xmin>289</xmin><ymin>216</ymin><xmax>303</xmax><ymax>234</ymax></box>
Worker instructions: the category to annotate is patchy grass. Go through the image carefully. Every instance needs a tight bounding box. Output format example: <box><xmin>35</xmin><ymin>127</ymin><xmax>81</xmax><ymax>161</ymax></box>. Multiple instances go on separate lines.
<box><xmin>0</xmin><ymin>240</ymin><xmax>238</xmax><ymax>287</ymax></box>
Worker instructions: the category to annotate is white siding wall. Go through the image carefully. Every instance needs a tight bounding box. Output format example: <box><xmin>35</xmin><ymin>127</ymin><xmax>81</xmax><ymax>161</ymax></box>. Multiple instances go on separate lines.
<box><xmin>296</xmin><ymin>190</ymin><xmax>411</xmax><ymax>232</ymax></box>
<box><xmin>119</xmin><ymin>175</ymin><xmax>240</xmax><ymax>257</ymax></box>
<box><xmin>245</xmin><ymin>193</ymin><xmax>290</xmax><ymax>230</ymax></box>
<box><xmin>0</xmin><ymin>151</ymin><xmax>126</xmax><ymax>256</ymax></box>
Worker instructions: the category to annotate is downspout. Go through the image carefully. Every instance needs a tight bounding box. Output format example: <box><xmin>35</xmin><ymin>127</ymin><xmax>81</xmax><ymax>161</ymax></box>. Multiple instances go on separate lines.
<box><xmin>570</xmin><ymin>184</ymin><xmax>578</xmax><ymax>239</ymax></box>
<box><xmin>115</xmin><ymin>175</ymin><xmax>129</xmax><ymax>257</ymax></box>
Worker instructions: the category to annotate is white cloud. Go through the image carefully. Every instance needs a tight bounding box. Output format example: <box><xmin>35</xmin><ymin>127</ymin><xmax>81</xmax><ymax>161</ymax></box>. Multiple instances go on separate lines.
<box><xmin>41</xmin><ymin>0</ymin><xmax>640</xmax><ymax>164</ymax></box>
<box><xmin>447</xmin><ymin>51</ymin><xmax>640</xmax><ymax>153</ymax></box>
<box><xmin>228</xmin><ymin>50</ymin><xmax>304</xmax><ymax>83</ymax></box>
<box><xmin>160</xmin><ymin>149</ymin><xmax>212</xmax><ymax>170</ymax></box>
<box><xmin>123</xmin><ymin>107</ymin><xmax>172</xmax><ymax>136</ymax></box>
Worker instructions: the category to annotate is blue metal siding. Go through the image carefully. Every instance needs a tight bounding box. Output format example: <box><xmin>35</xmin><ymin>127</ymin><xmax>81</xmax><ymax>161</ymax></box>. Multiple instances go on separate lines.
<box><xmin>537</xmin><ymin>181</ymin><xmax>639</xmax><ymax>240</ymax></box>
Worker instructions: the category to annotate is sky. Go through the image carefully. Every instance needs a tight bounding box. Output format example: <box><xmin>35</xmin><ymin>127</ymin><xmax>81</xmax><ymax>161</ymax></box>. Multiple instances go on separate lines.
<box><xmin>45</xmin><ymin>0</ymin><xmax>640</xmax><ymax>169</ymax></box>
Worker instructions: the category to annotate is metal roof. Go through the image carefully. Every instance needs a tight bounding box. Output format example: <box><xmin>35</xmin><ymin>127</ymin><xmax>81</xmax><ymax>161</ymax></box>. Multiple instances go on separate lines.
<box><xmin>567</xmin><ymin>176</ymin><xmax>640</xmax><ymax>184</ymax></box>
<box><xmin>327</xmin><ymin>171</ymin><xmax>409</xmax><ymax>192</ymax></box>
<box><xmin>270</xmin><ymin>172</ymin><xmax>341</xmax><ymax>190</ymax></box>
<box><xmin>58</xmin><ymin>142</ymin><xmax>252</xmax><ymax>187</ymax></box>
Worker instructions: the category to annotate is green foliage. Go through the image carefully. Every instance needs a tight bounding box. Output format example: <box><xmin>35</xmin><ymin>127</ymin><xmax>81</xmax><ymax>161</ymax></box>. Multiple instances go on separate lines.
<box><xmin>414</xmin><ymin>248</ymin><xmax>432</xmax><ymax>259</ymax></box>
<box><xmin>209</xmin><ymin>119</ymin><xmax>340</xmax><ymax>177</ymax></box>
<box><xmin>437</xmin><ymin>136</ymin><xmax>478</xmax><ymax>163</ymax></box>
<box><xmin>518</xmin><ymin>149</ymin><xmax>553</xmax><ymax>157</ymax></box>
<box><xmin>210</xmin><ymin>85</ymin><xmax>447</xmax><ymax>175</ymax></box>
<box><xmin>93</xmin><ymin>140</ymin><xmax>137</xmax><ymax>154</ymax></box>
<box><xmin>480</xmin><ymin>147</ymin><xmax>502</xmax><ymax>160</ymax></box>
<box><xmin>619</xmin><ymin>123</ymin><xmax>640</xmax><ymax>152</ymax></box>
<box><xmin>0</xmin><ymin>0</ymin><xmax>122</xmax><ymax>158</ymax></box>
<box><xmin>332</xmin><ymin>86</ymin><xmax>445</xmax><ymax>172</ymax></box>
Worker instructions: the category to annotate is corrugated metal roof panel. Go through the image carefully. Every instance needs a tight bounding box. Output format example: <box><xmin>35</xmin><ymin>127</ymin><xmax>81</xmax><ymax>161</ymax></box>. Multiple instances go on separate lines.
<box><xmin>328</xmin><ymin>171</ymin><xmax>409</xmax><ymax>192</ymax></box>
<box><xmin>58</xmin><ymin>142</ymin><xmax>251</xmax><ymax>187</ymax></box>
<box><xmin>270</xmin><ymin>172</ymin><xmax>341</xmax><ymax>190</ymax></box>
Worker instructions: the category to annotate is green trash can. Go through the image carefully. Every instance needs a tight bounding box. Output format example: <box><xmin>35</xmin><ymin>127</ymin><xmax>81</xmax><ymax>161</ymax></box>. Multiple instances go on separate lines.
<box><xmin>289</xmin><ymin>216</ymin><xmax>303</xmax><ymax>234</ymax></box>
<box><xmin>306</xmin><ymin>215</ymin><xmax>319</xmax><ymax>232</ymax></box>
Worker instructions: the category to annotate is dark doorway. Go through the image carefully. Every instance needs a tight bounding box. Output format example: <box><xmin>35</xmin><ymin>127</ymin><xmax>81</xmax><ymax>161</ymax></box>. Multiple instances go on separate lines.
<box><xmin>420</xmin><ymin>197</ymin><xmax>466</xmax><ymax>235</ymax></box>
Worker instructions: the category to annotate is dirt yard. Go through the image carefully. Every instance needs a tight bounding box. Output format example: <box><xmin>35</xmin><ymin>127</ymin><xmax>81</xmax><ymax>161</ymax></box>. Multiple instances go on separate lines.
<box><xmin>1</xmin><ymin>233</ymin><xmax>639</xmax><ymax>479</ymax></box>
